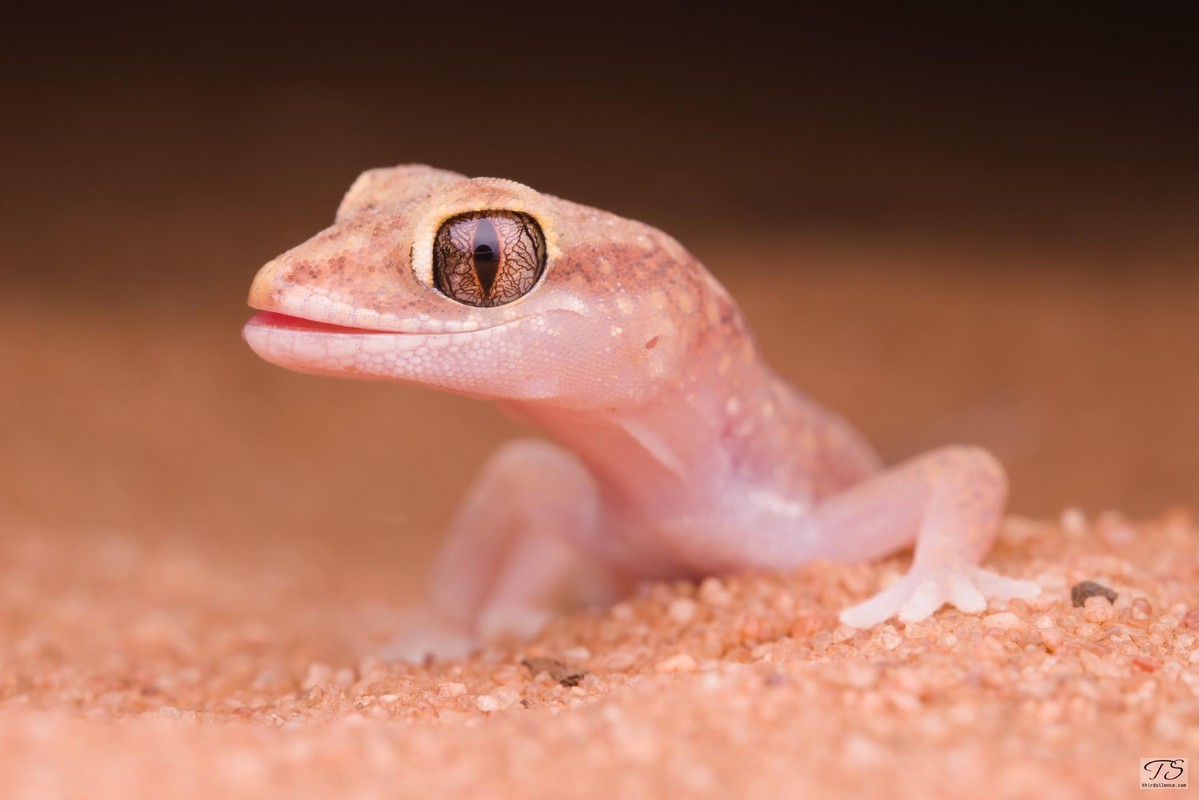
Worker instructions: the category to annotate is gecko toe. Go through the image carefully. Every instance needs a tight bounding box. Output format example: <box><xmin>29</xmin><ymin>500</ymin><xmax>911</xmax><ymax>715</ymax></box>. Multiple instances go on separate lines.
<box><xmin>897</xmin><ymin>577</ymin><xmax>945</xmax><ymax>622</ymax></box>
<box><xmin>947</xmin><ymin>572</ymin><xmax>987</xmax><ymax>613</ymax></box>
<box><xmin>842</xmin><ymin>565</ymin><xmax>1042</xmax><ymax>628</ymax></box>
<box><xmin>838</xmin><ymin>578</ymin><xmax>913</xmax><ymax>628</ymax></box>
<box><xmin>970</xmin><ymin>567</ymin><xmax>1041</xmax><ymax>600</ymax></box>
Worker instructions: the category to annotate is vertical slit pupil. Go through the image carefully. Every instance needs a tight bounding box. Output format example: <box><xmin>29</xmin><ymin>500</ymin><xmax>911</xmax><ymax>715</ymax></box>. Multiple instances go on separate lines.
<box><xmin>472</xmin><ymin>219</ymin><xmax>501</xmax><ymax>295</ymax></box>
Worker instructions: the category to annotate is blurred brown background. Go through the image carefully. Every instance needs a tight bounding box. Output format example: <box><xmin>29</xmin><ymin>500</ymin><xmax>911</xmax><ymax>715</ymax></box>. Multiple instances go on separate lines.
<box><xmin>2</xmin><ymin>3</ymin><xmax>1196</xmax><ymax>595</ymax></box>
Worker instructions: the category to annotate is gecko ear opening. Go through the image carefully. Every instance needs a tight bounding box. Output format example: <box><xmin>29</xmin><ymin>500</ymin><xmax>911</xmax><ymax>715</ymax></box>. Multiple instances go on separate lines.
<box><xmin>430</xmin><ymin>211</ymin><xmax>548</xmax><ymax>307</ymax></box>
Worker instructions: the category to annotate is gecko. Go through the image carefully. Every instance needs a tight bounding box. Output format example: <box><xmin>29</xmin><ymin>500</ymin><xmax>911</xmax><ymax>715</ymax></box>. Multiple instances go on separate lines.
<box><xmin>243</xmin><ymin>164</ymin><xmax>1040</xmax><ymax>658</ymax></box>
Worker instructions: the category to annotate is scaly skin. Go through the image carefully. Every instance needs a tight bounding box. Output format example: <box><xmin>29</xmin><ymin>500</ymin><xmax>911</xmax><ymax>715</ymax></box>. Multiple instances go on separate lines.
<box><xmin>244</xmin><ymin>165</ymin><xmax>1039</xmax><ymax>658</ymax></box>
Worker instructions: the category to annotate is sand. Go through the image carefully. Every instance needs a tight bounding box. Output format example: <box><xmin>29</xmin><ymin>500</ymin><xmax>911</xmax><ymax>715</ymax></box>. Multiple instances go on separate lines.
<box><xmin>1</xmin><ymin>241</ymin><xmax>1197</xmax><ymax>799</ymax></box>
<box><xmin>1</xmin><ymin>505</ymin><xmax>1196</xmax><ymax>799</ymax></box>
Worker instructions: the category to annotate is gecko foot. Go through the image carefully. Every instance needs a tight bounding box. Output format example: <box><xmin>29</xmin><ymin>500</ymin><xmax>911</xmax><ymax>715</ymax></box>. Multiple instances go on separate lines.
<box><xmin>381</xmin><ymin>605</ymin><xmax>555</xmax><ymax>663</ymax></box>
<box><xmin>838</xmin><ymin>564</ymin><xmax>1041</xmax><ymax>629</ymax></box>
<box><xmin>380</xmin><ymin>610</ymin><xmax>480</xmax><ymax>663</ymax></box>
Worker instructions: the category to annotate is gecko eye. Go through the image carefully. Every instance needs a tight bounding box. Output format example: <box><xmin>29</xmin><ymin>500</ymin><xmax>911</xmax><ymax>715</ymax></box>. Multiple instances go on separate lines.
<box><xmin>431</xmin><ymin>211</ymin><xmax>547</xmax><ymax>307</ymax></box>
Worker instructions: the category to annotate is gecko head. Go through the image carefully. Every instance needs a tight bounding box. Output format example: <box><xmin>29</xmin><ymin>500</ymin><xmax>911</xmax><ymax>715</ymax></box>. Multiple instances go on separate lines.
<box><xmin>245</xmin><ymin>165</ymin><xmax>735</xmax><ymax>409</ymax></box>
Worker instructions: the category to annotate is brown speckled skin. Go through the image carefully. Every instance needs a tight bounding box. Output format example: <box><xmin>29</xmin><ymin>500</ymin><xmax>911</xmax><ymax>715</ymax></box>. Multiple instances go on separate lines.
<box><xmin>244</xmin><ymin>165</ymin><xmax>1040</xmax><ymax>649</ymax></box>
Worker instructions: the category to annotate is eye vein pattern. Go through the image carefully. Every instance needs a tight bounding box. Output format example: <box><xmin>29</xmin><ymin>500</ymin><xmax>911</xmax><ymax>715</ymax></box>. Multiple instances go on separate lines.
<box><xmin>433</xmin><ymin>211</ymin><xmax>546</xmax><ymax>307</ymax></box>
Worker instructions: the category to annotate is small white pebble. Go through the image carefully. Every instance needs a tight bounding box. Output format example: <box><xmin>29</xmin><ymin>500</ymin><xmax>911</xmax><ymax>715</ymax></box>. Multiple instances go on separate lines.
<box><xmin>602</xmin><ymin>650</ymin><xmax>638</xmax><ymax>671</ymax></box>
<box><xmin>832</xmin><ymin>624</ymin><xmax>858</xmax><ymax>643</ymax></box>
<box><xmin>1078</xmin><ymin>649</ymin><xmax>1121</xmax><ymax>678</ymax></box>
<box><xmin>983</xmin><ymin>612</ymin><xmax>1024</xmax><ymax>630</ymax></box>
<box><xmin>560</xmin><ymin>646</ymin><xmax>592</xmax><ymax>661</ymax></box>
<box><xmin>475</xmin><ymin>686</ymin><xmax>520</xmax><ymax>712</ymax></box>
<box><xmin>303</xmin><ymin>662</ymin><xmax>333</xmax><ymax>690</ymax></box>
<box><xmin>844</xmin><ymin>664</ymin><xmax>879</xmax><ymax>690</ymax></box>
<box><xmin>1060</xmin><ymin>507</ymin><xmax>1088</xmax><ymax>535</ymax></box>
<box><xmin>1035</xmin><ymin>623</ymin><xmax>1064</xmax><ymax>652</ymax></box>
<box><xmin>876</xmin><ymin>627</ymin><xmax>902</xmax><ymax>651</ymax></box>
<box><xmin>436</xmin><ymin>682</ymin><xmax>467</xmax><ymax>697</ymax></box>
<box><xmin>1096</xmin><ymin>510</ymin><xmax>1136</xmax><ymax>545</ymax></box>
<box><xmin>1000</xmin><ymin>516</ymin><xmax>1042</xmax><ymax>544</ymax></box>
<box><xmin>699</xmin><ymin>578</ymin><xmax>732</xmax><ymax>606</ymax></box>
<box><xmin>493</xmin><ymin>686</ymin><xmax>521</xmax><ymax>708</ymax></box>
<box><xmin>610</xmin><ymin>603</ymin><xmax>636</xmax><ymax>622</ymax></box>
<box><xmin>1152</xmin><ymin>713</ymin><xmax>1185</xmax><ymax>743</ymax></box>
<box><xmin>842</xmin><ymin>734</ymin><xmax>885</xmax><ymax>765</ymax></box>
<box><xmin>948</xmin><ymin>703</ymin><xmax>978</xmax><ymax>727</ymax></box>
<box><xmin>889</xmin><ymin>691</ymin><xmax>922</xmax><ymax>714</ymax></box>
<box><xmin>655</xmin><ymin>654</ymin><xmax>698</xmax><ymax>673</ymax></box>
<box><xmin>1083</xmin><ymin>599</ymin><xmax>1113</xmax><ymax>624</ymax></box>
<box><xmin>668</xmin><ymin>598</ymin><xmax>698</xmax><ymax>624</ymax></box>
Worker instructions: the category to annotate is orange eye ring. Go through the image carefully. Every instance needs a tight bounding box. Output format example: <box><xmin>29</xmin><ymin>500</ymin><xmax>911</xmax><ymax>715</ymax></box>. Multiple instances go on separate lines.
<box><xmin>432</xmin><ymin>211</ymin><xmax>547</xmax><ymax>307</ymax></box>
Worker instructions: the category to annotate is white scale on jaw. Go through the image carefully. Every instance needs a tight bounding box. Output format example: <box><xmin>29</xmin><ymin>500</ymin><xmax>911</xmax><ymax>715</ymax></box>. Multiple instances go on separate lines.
<box><xmin>252</xmin><ymin>318</ymin><xmax>528</xmax><ymax>379</ymax></box>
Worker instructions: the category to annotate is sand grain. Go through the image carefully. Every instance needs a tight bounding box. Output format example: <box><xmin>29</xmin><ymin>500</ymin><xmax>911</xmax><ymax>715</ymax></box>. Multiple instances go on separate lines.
<box><xmin>2</xmin><ymin>509</ymin><xmax>1196</xmax><ymax>798</ymax></box>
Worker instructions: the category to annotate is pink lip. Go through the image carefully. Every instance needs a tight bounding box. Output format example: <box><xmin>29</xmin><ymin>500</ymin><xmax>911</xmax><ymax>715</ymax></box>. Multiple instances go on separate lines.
<box><xmin>243</xmin><ymin>311</ymin><xmax>378</xmax><ymax>334</ymax></box>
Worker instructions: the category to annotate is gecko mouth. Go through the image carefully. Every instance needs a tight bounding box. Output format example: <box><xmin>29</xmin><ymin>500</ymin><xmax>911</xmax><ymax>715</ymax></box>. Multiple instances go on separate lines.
<box><xmin>244</xmin><ymin>309</ymin><xmax>536</xmax><ymax>338</ymax></box>
<box><xmin>241</xmin><ymin>310</ymin><xmax>530</xmax><ymax>351</ymax></box>
<box><xmin>243</xmin><ymin>311</ymin><xmax>385</xmax><ymax>334</ymax></box>
<box><xmin>242</xmin><ymin>307</ymin><xmax>531</xmax><ymax>382</ymax></box>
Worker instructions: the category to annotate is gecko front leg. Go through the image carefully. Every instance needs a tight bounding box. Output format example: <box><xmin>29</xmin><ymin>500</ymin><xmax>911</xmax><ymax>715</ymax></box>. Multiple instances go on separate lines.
<box><xmin>805</xmin><ymin>445</ymin><xmax>1041</xmax><ymax>628</ymax></box>
<box><xmin>389</xmin><ymin>439</ymin><xmax>624</xmax><ymax>660</ymax></box>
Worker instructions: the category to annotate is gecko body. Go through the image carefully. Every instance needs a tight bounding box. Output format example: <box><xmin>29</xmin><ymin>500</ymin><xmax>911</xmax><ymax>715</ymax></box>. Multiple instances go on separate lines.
<box><xmin>244</xmin><ymin>165</ymin><xmax>1039</xmax><ymax>656</ymax></box>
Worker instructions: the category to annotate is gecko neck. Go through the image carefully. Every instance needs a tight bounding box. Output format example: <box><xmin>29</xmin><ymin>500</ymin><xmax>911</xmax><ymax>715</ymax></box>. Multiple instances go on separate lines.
<box><xmin>497</xmin><ymin>358</ymin><xmax>780</xmax><ymax>519</ymax></box>
<box><xmin>501</xmin><ymin>401</ymin><xmax>724</xmax><ymax>518</ymax></box>
<box><xmin>497</xmin><ymin>354</ymin><xmax>881</xmax><ymax>523</ymax></box>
